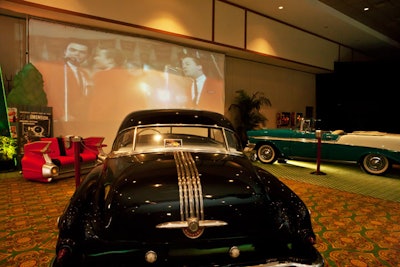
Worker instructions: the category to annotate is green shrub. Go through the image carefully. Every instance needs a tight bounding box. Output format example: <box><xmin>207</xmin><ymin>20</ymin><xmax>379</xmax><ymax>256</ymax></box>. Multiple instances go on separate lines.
<box><xmin>0</xmin><ymin>136</ymin><xmax>17</xmax><ymax>161</ymax></box>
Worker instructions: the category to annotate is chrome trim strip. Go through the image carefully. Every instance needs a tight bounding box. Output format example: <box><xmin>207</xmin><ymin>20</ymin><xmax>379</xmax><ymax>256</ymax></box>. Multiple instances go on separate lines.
<box><xmin>175</xmin><ymin>151</ymin><xmax>203</xmax><ymax>221</ymax></box>
<box><xmin>174</xmin><ymin>151</ymin><xmax>187</xmax><ymax>221</ymax></box>
<box><xmin>157</xmin><ymin>151</ymin><xmax>227</xmax><ymax>231</ymax></box>
<box><xmin>182</xmin><ymin>151</ymin><xmax>196</xmax><ymax>218</ymax></box>
<box><xmin>156</xmin><ymin>219</ymin><xmax>227</xmax><ymax>228</ymax></box>
<box><xmin>251</xmin><ymin>136</ymin><xmax>337</xmax><ymax>145</ymax></box>
<box><xmin>132</xmin><ymin>127</ymin><xmax>138</xmax><ymax>151</ymax></box>
<box><xmin>186</xmin><ymin>152</ymin><xmax>204</xmax><ymax>220</ymax></box>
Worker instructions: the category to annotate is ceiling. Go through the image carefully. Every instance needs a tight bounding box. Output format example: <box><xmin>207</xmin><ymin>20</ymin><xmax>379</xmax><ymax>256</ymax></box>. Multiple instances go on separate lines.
<box><xmin>225</xmin><ymin>0</ymin><xmax>400</xmax><ymax>60</ymax></box>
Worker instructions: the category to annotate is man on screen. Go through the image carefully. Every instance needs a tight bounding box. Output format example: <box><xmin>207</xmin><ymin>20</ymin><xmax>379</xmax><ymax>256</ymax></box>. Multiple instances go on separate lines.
<box><xmin>180</xmin><ymin>50</ymin><xmax>224</xmax><ymax>114</ymax></box>
<box><xmin>33</xmin><ymin>39</ymin><xmax>91</xmax><ymax>122</ymax></box>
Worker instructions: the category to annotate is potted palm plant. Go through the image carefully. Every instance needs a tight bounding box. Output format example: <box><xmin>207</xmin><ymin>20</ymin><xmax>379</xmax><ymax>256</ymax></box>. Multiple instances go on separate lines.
<box><xmin>229</xmin><ymin>89</ymin><xmax>271</xmax><ymax>146</ymax></box>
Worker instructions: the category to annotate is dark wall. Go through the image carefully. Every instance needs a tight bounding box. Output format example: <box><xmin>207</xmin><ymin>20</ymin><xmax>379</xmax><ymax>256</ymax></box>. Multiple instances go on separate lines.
<box><xmin>316</xmin><ymin>61</ymin><xmax>399</xmax><ymax>133</ymax></box>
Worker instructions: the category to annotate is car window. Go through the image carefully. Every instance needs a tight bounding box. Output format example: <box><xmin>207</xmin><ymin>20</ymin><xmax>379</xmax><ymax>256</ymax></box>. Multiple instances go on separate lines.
<box><xmin>225</xmin><ymin>130</ymin><xmax>242</xmax><ymax>152</ymax></box>
<box><xmin>112</xmin><ymin>128</ymin><xmax>135</xmax><ymax>152</ymax></box>
<box><xmin>113</xmin><ymin>125</ymin><xmax>228</xmax><ymax>153</ymax></box>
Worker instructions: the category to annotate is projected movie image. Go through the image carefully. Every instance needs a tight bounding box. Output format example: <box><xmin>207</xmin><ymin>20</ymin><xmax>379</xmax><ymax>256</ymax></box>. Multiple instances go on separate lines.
<box><xmin>29</xmin><ymin>19</ymin><xmax>225</xmax><ymax>146</ymax></box>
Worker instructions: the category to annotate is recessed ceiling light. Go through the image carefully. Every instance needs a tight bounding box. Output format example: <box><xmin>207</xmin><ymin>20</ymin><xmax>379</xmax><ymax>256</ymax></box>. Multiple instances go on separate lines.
<box><xmin>363</xmin><ymin>7</ymin><xmax>369</xmax><ymax>11</ymax></box>
<box><xmin>278</xmin><ymin>6</ymin><xmax>283</xmax><ymax>10</ymax></box>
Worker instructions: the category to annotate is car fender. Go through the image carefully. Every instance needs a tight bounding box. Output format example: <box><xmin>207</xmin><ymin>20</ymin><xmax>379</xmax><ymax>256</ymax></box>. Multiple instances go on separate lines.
<box><xmin>356</xmin><ymin>149</ymin><xmax>398</xmax><ymax>164</ymax></box>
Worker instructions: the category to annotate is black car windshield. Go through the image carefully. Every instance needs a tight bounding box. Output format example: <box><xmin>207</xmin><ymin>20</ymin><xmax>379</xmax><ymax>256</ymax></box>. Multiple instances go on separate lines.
<box><xmin>112</xmin><ymin>125</ymin><xmax>241</xmax><ymax>154</ymax></box>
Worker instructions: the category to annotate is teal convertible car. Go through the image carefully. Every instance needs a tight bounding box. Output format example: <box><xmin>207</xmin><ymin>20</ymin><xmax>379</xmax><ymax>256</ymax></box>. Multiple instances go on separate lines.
<box><xmin>247</xmin><ymin>122</ymin><xmax>400</xmax><ymax>176</ymax></box>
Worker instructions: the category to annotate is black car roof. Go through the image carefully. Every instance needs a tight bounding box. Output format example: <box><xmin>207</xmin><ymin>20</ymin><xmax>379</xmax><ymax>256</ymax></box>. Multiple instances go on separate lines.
<box><xmin>118</xmin><ymin>109</ymin><xmax>235</xmax><ymax>133</ymax></box>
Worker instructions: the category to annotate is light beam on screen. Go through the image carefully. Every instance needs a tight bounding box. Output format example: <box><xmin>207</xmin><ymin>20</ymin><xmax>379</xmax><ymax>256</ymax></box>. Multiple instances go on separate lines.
<box><xmin>28</xmin><ymin>19</ymin><xmax>225</xmax><ymax>151</ymax></box>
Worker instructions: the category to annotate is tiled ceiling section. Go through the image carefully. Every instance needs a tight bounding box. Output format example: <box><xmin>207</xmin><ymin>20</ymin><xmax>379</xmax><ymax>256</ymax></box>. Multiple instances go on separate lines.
<box><xmin>319</xmin><ymin>0</ymin><xmax>400</xmax><ymax>43</ymax></box>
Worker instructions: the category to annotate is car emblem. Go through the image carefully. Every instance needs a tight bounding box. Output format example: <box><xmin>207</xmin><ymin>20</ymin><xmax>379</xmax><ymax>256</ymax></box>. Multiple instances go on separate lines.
<box><xmin>182</xmin><ymin>217</ymin><xmax>204</xmax><ymax>239</ymax></box>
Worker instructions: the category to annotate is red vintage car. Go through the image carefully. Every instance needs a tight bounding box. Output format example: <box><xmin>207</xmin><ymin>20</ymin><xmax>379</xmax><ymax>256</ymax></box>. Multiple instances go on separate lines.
<box><xmin>21</xmin><ymin>136</ymin><xmax>105</xmax><ymax>182</ymax></box>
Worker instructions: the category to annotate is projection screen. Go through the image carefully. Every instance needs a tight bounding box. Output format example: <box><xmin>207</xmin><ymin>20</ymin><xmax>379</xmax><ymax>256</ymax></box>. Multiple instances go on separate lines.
<box><xmin>29</xmin><ymin>19</ymin><xmax>225</xmax><ymax>148</ymax></box>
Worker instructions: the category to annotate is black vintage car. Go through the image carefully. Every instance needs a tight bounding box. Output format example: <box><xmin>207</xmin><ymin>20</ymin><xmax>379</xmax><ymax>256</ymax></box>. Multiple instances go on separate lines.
<box><xmin>53</xmin><ymin>109</ymin><xmax>324</xmax><ymax>267</ymax></box>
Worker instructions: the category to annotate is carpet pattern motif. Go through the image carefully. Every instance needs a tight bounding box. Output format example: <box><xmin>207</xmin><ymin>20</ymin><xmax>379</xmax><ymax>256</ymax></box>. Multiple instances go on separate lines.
<box><xmin>0</xmin><ymin>172</ymin><xmax>399</xmax><ymax>267</ymax></box>
<box><xmin>281</xmin><ymin>178</ymin><xmax>400</xmax><ymax>267</ymax></box>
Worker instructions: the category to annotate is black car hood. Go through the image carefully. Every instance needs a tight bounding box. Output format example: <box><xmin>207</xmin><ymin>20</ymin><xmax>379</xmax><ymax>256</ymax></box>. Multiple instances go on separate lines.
<box><xmin>104</xmin><ymin>151</ymin><xmax>263</xmax><ymax>203</ymax></box>
<box><xmin>56</xmin><ymin>150</ymin><xmax>319</xmax><ymax>266</ymax></box>
<box><xmin>96</xmin><ymin>151</ymin><xmax>271</xmax><ymax>240</ymax></box>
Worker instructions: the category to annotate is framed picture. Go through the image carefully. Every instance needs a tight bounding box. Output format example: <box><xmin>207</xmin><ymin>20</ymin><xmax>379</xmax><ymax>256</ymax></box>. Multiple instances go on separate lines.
<box><xmin>277</xmin><ymin>112</ymin><xmax>291</xmax><ymax>127</ymax></box>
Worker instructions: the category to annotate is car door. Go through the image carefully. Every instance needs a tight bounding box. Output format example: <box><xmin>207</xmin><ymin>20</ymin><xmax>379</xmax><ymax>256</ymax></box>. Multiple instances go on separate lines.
<box><xmin>287</xmin><ymin>130</ymin><xmax>318</xmax><ymax>159</ymax></box>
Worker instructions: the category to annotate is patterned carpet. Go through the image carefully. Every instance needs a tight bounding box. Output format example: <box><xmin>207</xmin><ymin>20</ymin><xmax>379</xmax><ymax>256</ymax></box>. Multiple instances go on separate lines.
<box><xmin>0</xmin><ymin>165</ymin><xmax>399</xmax><ymax>267</ymax></box>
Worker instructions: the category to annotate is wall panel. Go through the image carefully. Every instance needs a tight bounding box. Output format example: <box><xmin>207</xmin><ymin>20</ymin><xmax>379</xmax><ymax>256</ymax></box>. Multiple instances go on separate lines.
<box><xmin>246</xmin><ymin>12</ymin><xmax>338</xmax><ymax>70</ymax></box>
<box><xmin>0</xmin><ymin>15</ymin><xmax>26</xmax><ymax>93</ymax></box>
<box><xmin>214</xmin><ymin>1</ymin><xmax>245</xmax><ymax>48</ymax></box>
<box><xmin>23</xmin><ymin>0</ymin><xmax>214</xmax><ymax>40</ymax></box>
<box><xmin>225</xmin><ymin>56</ymin><xmax>315</xmax><ymax>128</ymax></box>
